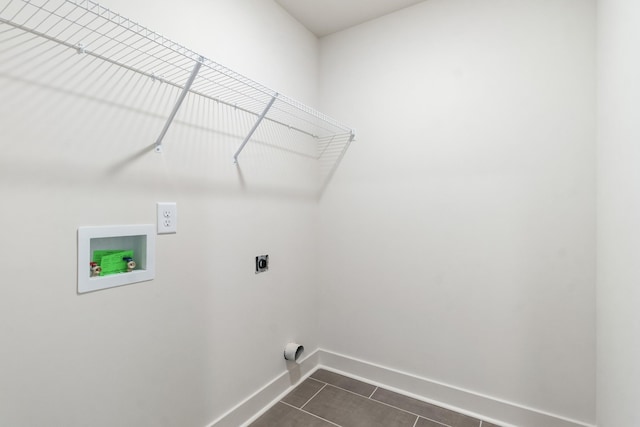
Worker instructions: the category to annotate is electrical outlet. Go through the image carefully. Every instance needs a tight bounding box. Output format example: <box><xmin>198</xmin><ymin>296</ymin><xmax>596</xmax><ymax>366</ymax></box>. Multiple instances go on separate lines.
<box><xmin>256</xmin><ymin>255</ymin><xmax>269</xmax><ymax>274</ymax></box>
<box><xmin>157</xmin><ymin>202</ymin><xmax>177</xmax><ymax>234</ymax></box>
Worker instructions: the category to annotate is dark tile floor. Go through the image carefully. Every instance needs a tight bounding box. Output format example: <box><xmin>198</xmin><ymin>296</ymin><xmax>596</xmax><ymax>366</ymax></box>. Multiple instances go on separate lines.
<box><xmin>249</xmin><ymin>369</ymin><xmax>503</xmax><ymax>427</ymax></box>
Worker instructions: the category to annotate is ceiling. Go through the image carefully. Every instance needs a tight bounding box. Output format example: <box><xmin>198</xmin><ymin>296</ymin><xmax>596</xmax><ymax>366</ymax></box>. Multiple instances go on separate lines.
<box><xmin>275</xmin><ymin>0</ymin><xmax>426</xmax><ymax>37</ymax></box>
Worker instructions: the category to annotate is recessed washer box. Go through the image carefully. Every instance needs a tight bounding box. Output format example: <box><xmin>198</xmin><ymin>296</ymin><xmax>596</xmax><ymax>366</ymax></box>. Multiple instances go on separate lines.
<box><xmin>78</xmin><ymin>225</ymin><xmax>156</xmax><ymax>294</ymax></box>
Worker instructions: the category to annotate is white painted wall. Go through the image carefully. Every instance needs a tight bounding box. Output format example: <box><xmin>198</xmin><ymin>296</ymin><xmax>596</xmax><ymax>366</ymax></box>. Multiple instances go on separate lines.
<box><xmin>318</xmin><ymin>0</ymin><xmax>596</xmax><ymax>425</ymax></box>
<box><xmin>0</xmin><ymin>1</ymin><xmax>320</xmax><ymax>426</ymax></box>
<box><xmin>597</xmin><ymin>1</ymin><xmax>640</xmax><ymax>426</ymax></box>
<box><xmin>0</xmin><ymin>0</ymin><xmax>608</xmax><ymax>425</ymax></box>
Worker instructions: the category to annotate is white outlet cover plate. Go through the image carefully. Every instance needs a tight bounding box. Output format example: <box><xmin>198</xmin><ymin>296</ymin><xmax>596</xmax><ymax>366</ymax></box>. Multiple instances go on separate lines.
<box><xmin>157</xmin><ymin>202</ymin><xmax>177</xmax><ymax>234</ymax></box>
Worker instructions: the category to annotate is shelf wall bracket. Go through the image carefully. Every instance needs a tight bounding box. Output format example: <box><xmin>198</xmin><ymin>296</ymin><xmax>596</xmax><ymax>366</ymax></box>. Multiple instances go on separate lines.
<box><xmin>154</xmin><ymin>56</ymin><xmax>204</xmax><ymax>153</ymax></box>
<box><xmin>233</xmin><ymin>94</ymin><xmax>278</xmax><ymax>163</ymax></box>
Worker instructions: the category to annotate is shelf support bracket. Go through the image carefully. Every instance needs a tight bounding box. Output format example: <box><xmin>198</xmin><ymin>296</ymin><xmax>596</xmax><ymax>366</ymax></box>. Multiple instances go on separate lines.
<box><xmin>233</xmin><ymin>94</ymin><xmax>278</xmax><ymax>163</ymax></box>
<box><xmin>154</xmin><ymin>57</ymin><xmax>203</xmax><ymax>153</ymax></box>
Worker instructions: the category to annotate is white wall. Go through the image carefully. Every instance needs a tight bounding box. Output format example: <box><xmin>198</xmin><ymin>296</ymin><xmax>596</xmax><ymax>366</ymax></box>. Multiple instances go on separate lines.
<box><xmin>318</xmin><ymin>0</ymin><xmax>596</xmax><ymax>425</ymax></box>
<box><xmin>0</xmin><ymin>0</ymin><xmax>608</xmax><ymax>425</ymax></box>
<box><xmin>0</xmin><ymin>1</ymin><xmax>320</xmax><ymax>426</ymax></box>
<box><xmin>597</xmin><ymin>1</ymin><xmax>640</xmax><ymax>426</ymax></box>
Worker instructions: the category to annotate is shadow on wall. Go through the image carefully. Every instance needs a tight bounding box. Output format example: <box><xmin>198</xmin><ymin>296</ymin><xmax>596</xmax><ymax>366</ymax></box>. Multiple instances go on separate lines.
<box><xmin>0</xmin><ymin>11</ymin><xmax>353</xmax><ymax>200</ymax></box>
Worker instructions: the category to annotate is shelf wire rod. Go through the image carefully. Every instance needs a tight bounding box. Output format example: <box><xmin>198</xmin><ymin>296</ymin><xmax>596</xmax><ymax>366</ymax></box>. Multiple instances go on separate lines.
<box><xmin>153</xmin><ymin>56</ymin><xmax>203</xmax><ymax>153</ymax></box>
<box><xmin>90</xmin><ymin>26</ymin><xmax>143</xmax><ymax>55</ymax></box>
<box><xmin>259</xmin><ymin>93</ymin><xmax>346</xmax><ymax>133</ymax></box>
<box><xmin>0</xmin><ymin>21</ymin><xmax>316</xmax><ymax>139</ymax></box>
<box><xmin>106</xmin><ymin>41</ymin><xmax>172</xmax><ymax>72</ymax></box>
<box><xmin>210</xmin><ymin>73</ymin><xmax>275</xmax><ymax>102</ymax></box>
<box><xmin>31</xmin><ymin>46</ymin><xmax>109</xmax><ymax>95</ymax></box>
<box><xmin>71</xmin><ymin>0</ymin><xmax>199</xmax><ymax>63</ymax></box>
<box><xmin>1</xmin><ymin>0</ymin><xmax>352</xmax><ymax>141</ymax></box>
<box><xmin>318</xmin><ymin>131</ymin><xmax>355</xmax><ymax>196</ymax></box>
<box><xmin>12</xmin><ymin>0</ymin><xmax>54</xmax><ymax>29</ymax></box>
<box><xmin>111</xmin><ymin>52</ymin><xmax>185</xmax><ymax>88</ymax></box>
<box><xmin>74</xmin><ymin>22</ymin><xmax>144</xmax><ymax>60</ymax></box>
<box><xmin>21</xmin><ymin>15</ymin><xmax>120</xmax><ymax>85</ymax></box>
<box><xmin>34</xmin><ymin>32</ymin><xmax>184</xmax><ymax>99</ymax></box>
<box><xmin>317</xmin><ymin>134</ymin><xmax>354</xmax><ymax>152</ymax></box>
<box><xmin>215</xmin><ymin>88</ymin><xmax>261</xmax><ymax>108</ymax></box>
<box><xmin>204</xmin><ymin>67</ymin><xmax>270</xmax><ymax>98</ymax></box>
<box><xmin>41</xmin><ymin>4</ymin><xmax>94</xmax><ymax>40</ymax></box>
<box><xmin>118</xmin><ymin>37</ymin><xmax>177</xmax><ymax>66</ymax></box>
<box><xmin>281</xmin><ymin>98</ymin><xmax>351</xmax><ymax>133</ymax></box>
<box><xmin>124</xmin><ymin>45</ymin><xmax>188</xmax><ymax>72</ymax></box>
<box><xmin>194</xmin><ymin>74</ymin><xmax>275</xmax><ymax>113</ymax></box>
<box><xmin>10</xmin><ymin>5</ymin><xmax>58</xmax><ymax>38</ymax></box>
<box><xmin>152</xmin><ymin>60</ymin><xmax>193</xmax><ymax>80</ymax></box>
<box><xmin>140</xmin><ymin>51</ymin><xmax>193</xmax><ymax>73</ymax></box>
<box><xmin>0</xmin><ymin>35</ymin><xmax>338</xmax><ymax>142</ymax></box>
<box><xmin>29</xmin><ymin>10</ymin><xmax>96</xmax><ymax>55</ymax></box>
<box><xmin>265</xmin><ymin>104</ymin><xmax>336</xmax><ymax>137</ymax></box>
<box><xmin>8</xmin><ymin>0</ymin><xmax>352</xmax><ymax>133</ymax></box>
<box><xmin>188</xmin><ymin>87</ymin><xmax>317</xmax><ymax>139</ymax></box>
<box><xmin>275</xmin><ymin>106</ymin><xmax>330</xmax><ymax>130</ymax></box>
<box><xmin>96</xmin><ymin>35</ymin><xmax>192</xmax><ymax>81</ymax></box>
<box><xmin>0</xmin><ymin>16</ymin><xmax>89</xmax><ymax>57</ymax></box>
<box><xmin>233</xmin><ymin>94</ymin><xmax>278</xmax><ymax>163</ymax></box>
<box><xmin>30</xmin><ymin>10</ymin><xmax>189</xmax><ymax>77</ymax></box>
<box><xmin>317</xmin><ymin>134</ymin><xmax>337</xmax><ymax>160</ymax></box>
<box><xmin>103</xmin><ymin>22</ymin><xmax>163</xmax><ymax>53</ymax></box>
<box><xmin>198</xmin><ymin>74</ymin><xmax>284</xmax><ymax>123</ymax></box>
<box><xmin>200</xmin><ymin>58</ymin><xmax>277</xmax><ymax>101</ymax></box>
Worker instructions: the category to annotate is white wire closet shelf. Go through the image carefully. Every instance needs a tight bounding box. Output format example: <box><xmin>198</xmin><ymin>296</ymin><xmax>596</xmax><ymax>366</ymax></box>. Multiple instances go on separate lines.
<box><xmin>0</xmin><ymin>0</ymin><xmax>355</xmax><ymax>191</ymax></box>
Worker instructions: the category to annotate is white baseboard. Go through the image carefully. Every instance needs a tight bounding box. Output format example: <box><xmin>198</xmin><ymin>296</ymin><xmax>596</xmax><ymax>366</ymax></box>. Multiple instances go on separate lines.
<box><xmin>208</xmin><ymin>349</ymin><xmax>320</xmax><ymax>427</ymax></box>
<box><xmin>317</xmin><ymin>349</ymin><xmax>595</xmax><ymax>427</ymax></box>
<box><xmin>209</xmin><ymin>348</ymin><xmax>595</xmax><ymax>427</ymax></box>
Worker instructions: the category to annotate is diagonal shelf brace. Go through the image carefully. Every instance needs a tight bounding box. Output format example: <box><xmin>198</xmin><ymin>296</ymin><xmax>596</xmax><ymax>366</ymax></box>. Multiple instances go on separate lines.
<box><xmin>154</xmin><ymin>57</ymin><xmax>204</xmax><ymax>153</ymax></box>
<box><xmin>233</xmin><ymin>94</ymin><xmax>278</xmax><ymax>163</ymax></box>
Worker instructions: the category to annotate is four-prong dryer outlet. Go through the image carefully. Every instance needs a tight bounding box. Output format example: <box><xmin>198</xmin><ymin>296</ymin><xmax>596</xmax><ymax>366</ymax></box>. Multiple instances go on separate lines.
<box><xmin>157</xmin><ymin>202</ymin><xmax>177</xmax><ymax>234</ymax></box>
<box><xmin>256</xmin><ymin>255</ymin><xmax>269</xmax><ymax>273</ymax></box>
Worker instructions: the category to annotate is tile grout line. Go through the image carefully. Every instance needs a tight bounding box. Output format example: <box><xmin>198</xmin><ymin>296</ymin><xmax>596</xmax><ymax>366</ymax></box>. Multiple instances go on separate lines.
<box><xmin>308</xmin><ymin>377</ymin><xmax>325</xmax><ymax>386</ymax></box>
<box><xmin>318</xmin><ymin>383</ymin><xmax>375</xmax><ymax>400</ymax></box>
<box><xmin>274</xmin><ymin>374</ymin><xmax>498</xmax><ymax>427</ymax></box>
<box><xmin>365</xmin><ymin>397</ymin><xmax>451</xmax><ymax>427</ymax></box>
<box><xmin>321</xmin><ymin>383</ymin><xmax>452</xmax><ymax>427</ymax></box>
<box><xmin>368</xmin><ymin>386</ymin><xmax>379</xmax><ymax>399</ymax></box>
<box><xmin>300</xmin><ymin>382</ymin><xmax>328</xmax><ymax>410</ymax></box>
<box><xmin>280</xmin><ymin>400</ymin><xmax>342</xmax><ymax>427</ymax></box>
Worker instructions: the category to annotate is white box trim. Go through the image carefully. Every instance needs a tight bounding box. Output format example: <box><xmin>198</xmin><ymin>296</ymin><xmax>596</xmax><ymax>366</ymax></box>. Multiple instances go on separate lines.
<box><xmin>77</xmin><ymin>224</ymin><xmax>156</xmax><ymax>294</ymax></box>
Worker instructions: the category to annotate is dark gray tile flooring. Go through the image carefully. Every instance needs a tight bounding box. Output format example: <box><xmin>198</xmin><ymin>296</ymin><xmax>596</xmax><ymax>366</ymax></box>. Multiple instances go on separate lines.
<box><xmin>249</xmin><ymin>369</ymin><xmax>503</xmax><ymax>427</ymax></box>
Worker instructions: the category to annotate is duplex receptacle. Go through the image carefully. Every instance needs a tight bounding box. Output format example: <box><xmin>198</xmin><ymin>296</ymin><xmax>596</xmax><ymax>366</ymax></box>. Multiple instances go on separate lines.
<box><xmin>157</xmin><ymin>202</ymin><xmax>177</xmax><ymax>234</ymax></box>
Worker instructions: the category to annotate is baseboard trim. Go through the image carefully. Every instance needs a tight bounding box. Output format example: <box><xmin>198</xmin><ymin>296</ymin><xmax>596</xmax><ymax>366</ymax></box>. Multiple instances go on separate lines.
<box><xmin>318</xmin><ymin>349</ymin><xmax>595</xmax><ymax>427</ymax></box>
<box><xmin>209</xmin><ymin>348</ymin><xmax>595</xmax><ymax>427</ymax></box>
<box><xmin>208</xmin><ymin>349</ymin><xmax>320</xmax><ymax>427</ymax></box>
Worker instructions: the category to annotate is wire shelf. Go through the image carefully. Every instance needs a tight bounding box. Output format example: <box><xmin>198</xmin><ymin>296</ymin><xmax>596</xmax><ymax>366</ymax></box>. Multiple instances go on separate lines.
<box><xmin>0</xmin><ymin>0</ymin><xmax>355</xmax><ymax>192</ymax></box>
